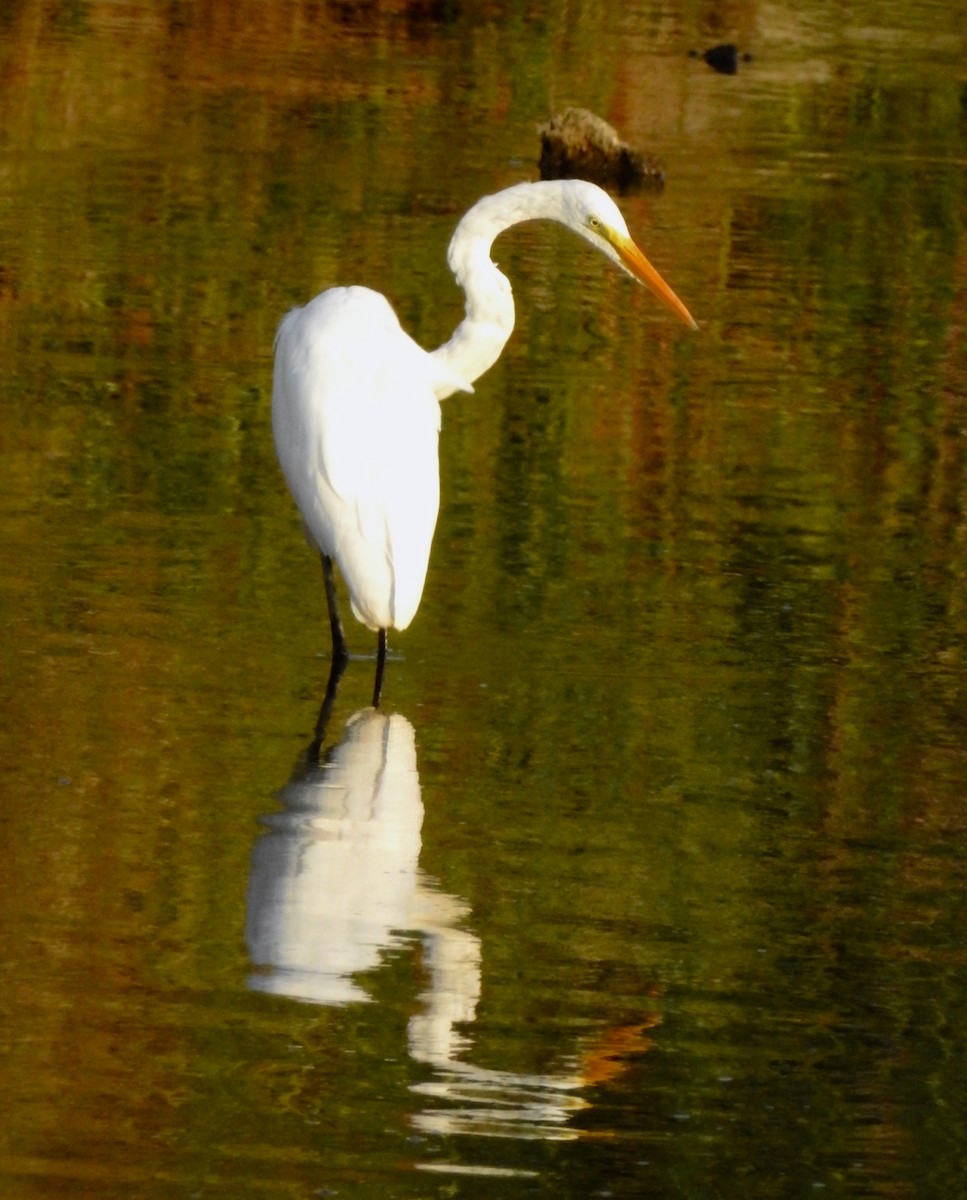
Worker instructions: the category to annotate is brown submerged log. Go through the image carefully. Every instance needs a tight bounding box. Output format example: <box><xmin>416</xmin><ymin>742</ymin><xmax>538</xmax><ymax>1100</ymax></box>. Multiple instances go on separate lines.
<box><xmin>538</xmin><ymin>108</ymin><xmax>664</xmax><ymax>193</ymax></box>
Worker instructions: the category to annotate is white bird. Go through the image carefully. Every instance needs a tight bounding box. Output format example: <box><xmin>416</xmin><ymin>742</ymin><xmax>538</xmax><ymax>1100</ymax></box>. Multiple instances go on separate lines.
<box><xmin>272</xmin><ymin>179</ymin><xmax>697</xmax><ymax>705</ymax></box>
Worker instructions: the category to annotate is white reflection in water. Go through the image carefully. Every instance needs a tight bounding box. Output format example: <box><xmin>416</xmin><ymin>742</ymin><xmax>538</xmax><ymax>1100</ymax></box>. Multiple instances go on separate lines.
<box><xmin>246</xmin><ymin>708</ymin><xmax>423</xmax><ymax>1005</ymax></box>
<box><xmin>245</xmin><ymin>704</ymin><xmax>589</xmax><ymax>1140</ymax></box>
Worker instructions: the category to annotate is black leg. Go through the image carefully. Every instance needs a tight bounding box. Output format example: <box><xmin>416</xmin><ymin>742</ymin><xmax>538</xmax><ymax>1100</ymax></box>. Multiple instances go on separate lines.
<box><xmin>372</xmin><ymin>628</ymin><xmax>387</xmax><ymax>708</ymax></box>
<box><xmin>307</xmin><ymin>652</ymin><xmax>347</xmax><ymax>765</ymax></box>
<box><xmin>321</xmin><ymin>554</ymin><xmax>349</xmax><ymax>666</ymax></box>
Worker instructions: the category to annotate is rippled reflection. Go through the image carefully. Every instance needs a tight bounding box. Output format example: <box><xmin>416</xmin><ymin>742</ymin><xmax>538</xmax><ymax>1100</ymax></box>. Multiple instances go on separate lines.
<box><xmin>246</xmin><ymin>705</ymin><xmax>424</xmax><ymax>1005</ymax></box>
<box><xmin>245</xmin><ymin>683</ymin><xmax>647</xmax><ymax>1140</ymax></box>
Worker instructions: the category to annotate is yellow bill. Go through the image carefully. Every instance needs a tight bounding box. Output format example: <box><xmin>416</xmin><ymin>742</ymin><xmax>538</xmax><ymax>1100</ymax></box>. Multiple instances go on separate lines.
<box><xmin>610</xmin><ymin>230</ymin><xmax>698</xmax><ymax>331</ymax></box>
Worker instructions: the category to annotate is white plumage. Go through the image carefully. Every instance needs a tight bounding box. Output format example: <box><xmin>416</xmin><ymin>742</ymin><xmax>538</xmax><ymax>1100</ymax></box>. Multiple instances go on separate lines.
<box><xmin>273</xmin><ymin>287</ymin><xmax>469</xmax><ymax>632</ymax></box>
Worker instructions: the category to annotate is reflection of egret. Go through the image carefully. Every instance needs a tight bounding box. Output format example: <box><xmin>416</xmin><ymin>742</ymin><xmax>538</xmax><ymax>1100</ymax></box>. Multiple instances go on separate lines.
<box><xmin>246</xmin><ymin>694</ymin><xmax>659</xmax><ymax>1142</ymax></box>
<box><xmin>272</xmin><ymin>179</ymin><xmax>698</xmax><ymax>705</ymax></box>
<box><xmin>246</xmin><ymin>707</ymin><xmax>424</xmax><ymax>1004</ymax></box>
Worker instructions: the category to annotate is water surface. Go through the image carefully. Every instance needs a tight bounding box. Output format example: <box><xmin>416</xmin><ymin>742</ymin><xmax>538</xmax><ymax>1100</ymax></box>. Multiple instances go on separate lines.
<box><xmin>1</xmin><ymin>1</ymin><xmax>966</xmax><ymax>1196</ymax></box>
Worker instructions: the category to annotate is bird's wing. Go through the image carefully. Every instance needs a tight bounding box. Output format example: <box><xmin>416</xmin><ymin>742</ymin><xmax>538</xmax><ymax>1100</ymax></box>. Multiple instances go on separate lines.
<box><xmin>273</xmin><ymin>286</ymin><xmax>463</xmax><ymax>629</ymax></box>
<box><xmin>276</xmin><ymin>286</ymin><xmax>465</xmax><ymax>495</ymax></box>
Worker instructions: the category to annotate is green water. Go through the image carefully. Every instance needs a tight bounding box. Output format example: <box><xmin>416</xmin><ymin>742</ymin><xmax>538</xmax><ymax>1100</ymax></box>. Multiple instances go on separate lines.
<box><xmin>1</xmin><ymin>1</ymin><xmax>966</xmax><ymax>1196</ymax></box>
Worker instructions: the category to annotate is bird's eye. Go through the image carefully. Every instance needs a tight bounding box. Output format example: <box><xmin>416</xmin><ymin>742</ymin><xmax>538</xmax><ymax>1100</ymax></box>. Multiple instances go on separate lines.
<box><xmin>588</xmin><ymin>215</ymin><xmax>601</xmax><ymax>230</ymax></box>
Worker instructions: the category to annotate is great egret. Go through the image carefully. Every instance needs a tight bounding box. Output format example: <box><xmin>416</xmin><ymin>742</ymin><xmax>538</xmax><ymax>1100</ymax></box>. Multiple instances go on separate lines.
<box><xmin>272</xmin><ymin>179</ymin><xmax>697</xmax><ymax>706</ymax></box>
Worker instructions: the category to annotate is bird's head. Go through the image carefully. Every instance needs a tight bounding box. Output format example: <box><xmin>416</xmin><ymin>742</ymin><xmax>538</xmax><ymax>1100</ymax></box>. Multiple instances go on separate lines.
<box><xmin>563</xmin><ymin>180</ymin><xmax>698</xmax><ymax>331</ymax></box>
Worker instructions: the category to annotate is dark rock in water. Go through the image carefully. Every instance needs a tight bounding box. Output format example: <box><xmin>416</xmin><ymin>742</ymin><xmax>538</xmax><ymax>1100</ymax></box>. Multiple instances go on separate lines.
<box><xmin>688</xmin><ymin>44</ymin><xmax>752</xmax><ymax>75</ymax></box>
<box><xmin>538</xmin><ymin>108</ymin><xmax>664</xmax><ymax>193</ymax></box>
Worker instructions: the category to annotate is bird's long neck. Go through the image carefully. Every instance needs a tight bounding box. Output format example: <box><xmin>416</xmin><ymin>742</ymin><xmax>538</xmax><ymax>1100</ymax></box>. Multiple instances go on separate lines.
<box><xmin>432</xmin><ymin>184</ymin><xmax>559</xmax><ymax>395</ymax></box>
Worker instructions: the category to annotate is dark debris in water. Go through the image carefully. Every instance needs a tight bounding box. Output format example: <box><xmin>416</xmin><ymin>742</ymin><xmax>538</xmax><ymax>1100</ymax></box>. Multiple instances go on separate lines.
<box><xmin>688</xmin><ymin>43</ymin><xmax>753</xmax><ymax>75</ymax></box>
